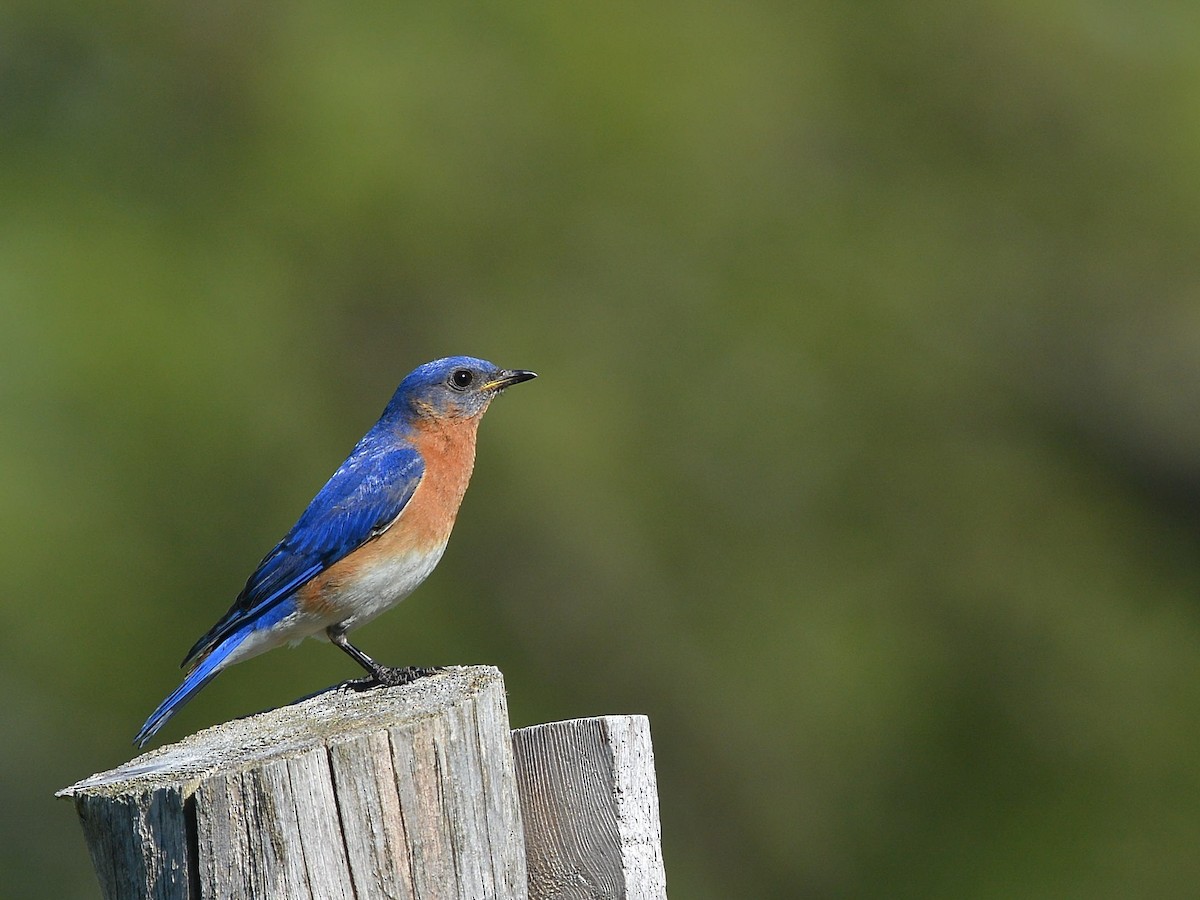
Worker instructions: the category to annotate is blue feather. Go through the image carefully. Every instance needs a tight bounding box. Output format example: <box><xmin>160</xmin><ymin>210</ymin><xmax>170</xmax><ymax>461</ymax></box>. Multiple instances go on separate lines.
<box><xmin>135</xmin><ymin>623</ymin><xmax>249</xmax><ymax>747</ymax></box>
<box><xmin>138</xmin><ymin>433</ymin><xmax>425</xmax><ymax>744</ymax></box>
<box><xmin>135</xmin><ymin>601</ymin><xmax>302</xmax><ymax>747</ymax></box>
<box><xmin>181</xmin><ymin>436</ymin><xmax>424</xmax><ymax>669</ymax></box>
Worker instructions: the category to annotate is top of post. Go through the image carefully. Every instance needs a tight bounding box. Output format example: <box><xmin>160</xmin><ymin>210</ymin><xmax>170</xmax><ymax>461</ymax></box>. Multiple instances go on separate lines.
<box><xmin>58</xmin><ymin>665</ymin><xmax>505</xmax><ymax>800</ymax></box>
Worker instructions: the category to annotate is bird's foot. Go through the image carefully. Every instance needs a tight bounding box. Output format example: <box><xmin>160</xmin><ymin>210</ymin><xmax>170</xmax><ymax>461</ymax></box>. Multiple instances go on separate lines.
<box><xmin>342</xmin><ymin>665</ymin><xmax>443</xmax><ymax>692</ymax></box>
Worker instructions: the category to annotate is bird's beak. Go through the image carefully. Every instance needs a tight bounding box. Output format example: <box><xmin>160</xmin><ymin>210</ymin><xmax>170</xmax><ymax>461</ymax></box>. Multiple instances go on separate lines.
<box><xmin>481</xmin><ymin>369</ymin><xmax>538</xmax><ymax>393</ymax></box>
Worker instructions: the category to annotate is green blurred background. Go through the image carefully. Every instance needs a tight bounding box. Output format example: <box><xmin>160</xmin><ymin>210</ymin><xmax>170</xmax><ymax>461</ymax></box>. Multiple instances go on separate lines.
<box><xmin>6</xmin><ymin>1</ymin><xmax>1200</xmax><ymax>896</ymax></box>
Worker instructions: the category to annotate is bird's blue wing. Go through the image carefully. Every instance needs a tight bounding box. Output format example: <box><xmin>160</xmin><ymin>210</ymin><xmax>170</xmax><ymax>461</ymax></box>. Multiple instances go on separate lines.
<box><xmin>182</xmin><ymin>439</ymin><xmax>425</xmax><ymax>668</ymax></box>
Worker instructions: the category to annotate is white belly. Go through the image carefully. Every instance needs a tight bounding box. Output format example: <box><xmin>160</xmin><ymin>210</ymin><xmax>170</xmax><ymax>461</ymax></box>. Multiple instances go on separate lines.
<box><xmin>216</xmin><ymin>543</ymin><xmax>448</xmax><ymax>670</ymax></box>
<box><xmin>329</xmin><ymin>541</ymin><xmax>449</xmax><ymax>631</ymax></box>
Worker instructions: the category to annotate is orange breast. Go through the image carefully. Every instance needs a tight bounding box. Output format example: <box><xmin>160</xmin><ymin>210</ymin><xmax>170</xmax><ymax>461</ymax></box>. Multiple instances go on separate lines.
<box><xmin>394</xmin><ymin>413</ymin><xmax>483</xmax><ymax>546</ymax></box>
<box><xmin>296</xmin><ymin>413</ymin><xmax>484</xmax><ymax>623</ymax></box>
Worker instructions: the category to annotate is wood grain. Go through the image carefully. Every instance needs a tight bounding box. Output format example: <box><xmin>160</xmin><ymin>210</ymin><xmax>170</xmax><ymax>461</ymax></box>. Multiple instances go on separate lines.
<box><xmin>58</xmin><ymin>666</ymin><xmax>527</xmax><ymax>900</ymax></box>
<box><xmin>512</xmin><ymin>716</ymin><xmax>667</xmax><ymax>900</ymax></box>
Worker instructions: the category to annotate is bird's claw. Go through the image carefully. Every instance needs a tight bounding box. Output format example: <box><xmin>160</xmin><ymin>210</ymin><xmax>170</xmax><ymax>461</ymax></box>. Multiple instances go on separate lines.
<box><xmin>341</xmin><ymin>665</ymin><xmax>443</xmax><ymax>692</ymax></box>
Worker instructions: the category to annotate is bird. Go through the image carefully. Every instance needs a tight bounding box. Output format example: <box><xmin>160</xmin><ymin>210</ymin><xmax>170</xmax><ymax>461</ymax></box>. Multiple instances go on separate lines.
<box><xmin>134</xmin><ymin>356</ymin><xmax>537</xmax><ymax>747</ymax></box>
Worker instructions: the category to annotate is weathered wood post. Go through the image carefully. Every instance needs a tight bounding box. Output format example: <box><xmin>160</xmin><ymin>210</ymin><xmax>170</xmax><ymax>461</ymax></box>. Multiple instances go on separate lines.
<box><xmin>58</xmin><ymin>666</ymin><xmax>668</xmax><ymax>900</ymax></box>
<box><xmin>513</xmin><ymin>717</ymin><xmax>667</xmax><ymax>900</ymax></box>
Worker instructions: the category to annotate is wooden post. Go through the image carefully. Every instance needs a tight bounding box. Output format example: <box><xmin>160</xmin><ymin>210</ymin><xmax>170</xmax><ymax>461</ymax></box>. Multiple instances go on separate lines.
<box><xmin>58</xmin><ymin>668</ymin><xmax>668</xmax><ymax>900</ymax></box>
<box><xmin>512</xmin><ymin>717</ymin><xmax>667</xmax><ymax>900</ymax></box>
<box><xmin>57</xmin><ymin>667</ymin><xmax>527</xmax><ymax>900</ymax></box>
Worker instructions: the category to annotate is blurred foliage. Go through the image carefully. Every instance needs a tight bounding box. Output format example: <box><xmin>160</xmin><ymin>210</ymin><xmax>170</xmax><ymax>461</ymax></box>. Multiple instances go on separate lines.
<box><xmin>5</xmin><ymin>1</ymin><xmax>1200</xmax><ymax>897</ymax></box>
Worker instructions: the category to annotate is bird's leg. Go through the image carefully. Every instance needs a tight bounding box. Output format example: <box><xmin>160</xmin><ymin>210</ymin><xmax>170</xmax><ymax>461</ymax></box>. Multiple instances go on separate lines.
<box><xmin>327</xmin><ymin>627</ymin><xmax>441</xmax><ymax>690</ymax></box>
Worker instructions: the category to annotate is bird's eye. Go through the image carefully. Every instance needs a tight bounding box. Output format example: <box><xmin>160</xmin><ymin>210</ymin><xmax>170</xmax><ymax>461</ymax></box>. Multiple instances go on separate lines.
<box><xmin>450</xmin><ymin>369</ymin><xmax>474</xmax><ymax>390</ymax></box>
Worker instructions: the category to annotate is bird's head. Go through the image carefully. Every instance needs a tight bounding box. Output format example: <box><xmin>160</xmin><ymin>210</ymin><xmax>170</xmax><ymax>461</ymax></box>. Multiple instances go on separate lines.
<box><xmin>390</xmin><ymin>356</ymin><xmax>537</xmax><ymax>422</ymax></box>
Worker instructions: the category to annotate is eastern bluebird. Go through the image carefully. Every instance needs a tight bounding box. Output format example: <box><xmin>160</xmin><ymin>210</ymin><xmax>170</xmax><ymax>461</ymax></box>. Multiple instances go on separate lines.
<box><xmin>134</xmin><ymin>356</ymin><xmax>536</xmax><ymax>747</ymax></box>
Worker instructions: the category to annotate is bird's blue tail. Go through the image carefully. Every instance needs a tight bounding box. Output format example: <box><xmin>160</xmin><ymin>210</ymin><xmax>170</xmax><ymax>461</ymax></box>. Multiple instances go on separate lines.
<box><xmin>133</xmin><ymin>627</ymin><xmax>249</xmax><ymax>748</ymax></box>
